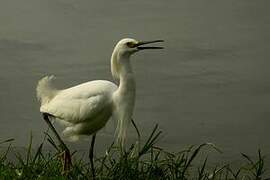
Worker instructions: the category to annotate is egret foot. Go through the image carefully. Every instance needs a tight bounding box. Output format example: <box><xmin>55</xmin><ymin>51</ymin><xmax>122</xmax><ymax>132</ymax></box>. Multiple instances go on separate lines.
<box><xmin>42</xmin><ymin>113</ymin><xmax>72</xmax><ymax>173</ymax></box>
<box><xmin>60</xmin><ymin>148</ymin><xmax>72</xmax><ymax>174</ymax></box>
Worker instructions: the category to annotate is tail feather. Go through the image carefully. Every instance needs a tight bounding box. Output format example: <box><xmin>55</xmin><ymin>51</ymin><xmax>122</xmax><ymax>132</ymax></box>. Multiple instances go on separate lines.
<box><xmin>36</xmin><ymin>75</ymin><xmax>58</xmax><ymax>105</ymax></box>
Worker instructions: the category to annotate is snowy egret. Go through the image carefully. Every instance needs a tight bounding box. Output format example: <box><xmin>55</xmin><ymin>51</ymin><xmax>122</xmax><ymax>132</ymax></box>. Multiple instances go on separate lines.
<box><xmin>36</xmin><ymin>38</ymin><xmax>163</xmax><ymax>175</ymax></box>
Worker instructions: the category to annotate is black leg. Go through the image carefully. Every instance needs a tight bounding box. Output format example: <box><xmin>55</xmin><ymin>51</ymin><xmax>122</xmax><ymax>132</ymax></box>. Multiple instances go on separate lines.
<box><xmin>89</xmin><ymin>134</ymin><xmax>96</xmax><ymax>179</ymax></box>
<box><xmin>42</xmin><ymin>113</ymin><xmax>72</xmax><ymax>172</ymax></box>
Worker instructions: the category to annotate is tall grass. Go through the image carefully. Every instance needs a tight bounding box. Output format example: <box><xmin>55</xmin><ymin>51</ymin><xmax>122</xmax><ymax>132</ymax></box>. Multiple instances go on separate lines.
<box><xmin>0</xmin><ymin>125</ymin><xmax>269</xmax><ymax>180</ymax></box>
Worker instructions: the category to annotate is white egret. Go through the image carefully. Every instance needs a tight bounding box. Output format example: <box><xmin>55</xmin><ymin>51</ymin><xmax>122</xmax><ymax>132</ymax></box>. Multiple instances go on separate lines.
<box><xmin>36</xmin><ymin>38</ymin><xmax>163</xmax><ymax>175</ymax></box>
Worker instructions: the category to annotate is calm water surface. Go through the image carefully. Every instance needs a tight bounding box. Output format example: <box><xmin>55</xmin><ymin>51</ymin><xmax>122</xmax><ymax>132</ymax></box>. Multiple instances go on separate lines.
<box><xmin>0</xmin><ymin>0</ymin><xmax>270</xmax><ymax>162</ymax></box>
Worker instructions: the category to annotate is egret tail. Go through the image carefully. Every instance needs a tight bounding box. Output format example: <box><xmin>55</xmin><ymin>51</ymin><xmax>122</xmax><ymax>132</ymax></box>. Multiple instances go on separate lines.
<box><xmin>37</xmin><ymin>75</ymin><xmax>58</xmax><ymax>105</ymax></box>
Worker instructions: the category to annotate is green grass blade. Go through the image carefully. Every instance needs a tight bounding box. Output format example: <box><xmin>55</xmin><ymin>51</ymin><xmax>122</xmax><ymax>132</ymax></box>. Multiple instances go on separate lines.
<box><xmin>0</xmin><ymin>138</ymin><xmax>15</xmax><ymax>145</ymax></box>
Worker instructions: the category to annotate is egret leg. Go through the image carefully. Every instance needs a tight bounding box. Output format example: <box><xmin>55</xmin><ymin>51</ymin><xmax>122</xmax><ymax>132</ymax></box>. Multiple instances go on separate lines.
<box><xmin>42</xmin><ymin>113</ymin><xmax>72</xmax><ymax>172</ymax></box>
<box><xmin>89</xmin><ymin>134</ymin><xmax>96</xmax><ymax>179</ymax></box>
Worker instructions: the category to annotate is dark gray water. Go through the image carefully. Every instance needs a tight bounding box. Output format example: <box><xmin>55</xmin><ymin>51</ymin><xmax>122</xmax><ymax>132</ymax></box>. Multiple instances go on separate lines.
<box><xmin>1</xmin><ymin>0</ymin><xmax>270</xmax><ymax>162</ymax></box>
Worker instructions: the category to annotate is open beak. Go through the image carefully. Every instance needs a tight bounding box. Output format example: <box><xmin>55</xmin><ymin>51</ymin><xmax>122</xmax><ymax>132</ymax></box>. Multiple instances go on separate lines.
<box><xmin>136</xmin><ymin>40</ymin><xmax>164</xmax><ymax>50</ymax></box>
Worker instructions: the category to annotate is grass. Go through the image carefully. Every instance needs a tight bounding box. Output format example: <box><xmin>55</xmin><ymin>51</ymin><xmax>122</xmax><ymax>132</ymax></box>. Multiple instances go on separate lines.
<box><xmin>0</xmin><ymin>125</ymin><xmax>269</xmax><ymax>180</ymax></box>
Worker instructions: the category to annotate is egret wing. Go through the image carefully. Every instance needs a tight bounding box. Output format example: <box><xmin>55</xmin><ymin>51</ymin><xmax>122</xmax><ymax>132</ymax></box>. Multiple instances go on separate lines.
<box><xmin>40</xmin><ymin>80</ymin><xmax>117</xmax><ymax>124</ymax></box>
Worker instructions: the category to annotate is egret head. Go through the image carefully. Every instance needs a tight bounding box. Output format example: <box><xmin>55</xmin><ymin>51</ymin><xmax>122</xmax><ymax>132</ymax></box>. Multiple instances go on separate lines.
<box><xmin>113</xmin><ymin>38</ymin><xmax>164</xmax><ymax>57</ymax></box>
<box><xmin>111</xmin><ymin>38</ymin><xmax>163</xmax><ymax>81</ymax></box>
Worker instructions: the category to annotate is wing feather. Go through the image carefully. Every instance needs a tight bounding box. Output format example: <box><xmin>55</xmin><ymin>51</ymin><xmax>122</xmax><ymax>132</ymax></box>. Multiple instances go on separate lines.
<box><xmin>40</xmin><ymin>80</ymin><xmax>117</xmax><ymax>124</ymax></box>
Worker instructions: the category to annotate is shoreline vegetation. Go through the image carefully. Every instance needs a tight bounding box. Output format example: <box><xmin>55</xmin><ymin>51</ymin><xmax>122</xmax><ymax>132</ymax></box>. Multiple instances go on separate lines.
<box><xmin>0</xmin><ymin>125</ymin><xmax>269</xmax><ymax>180</ymax></box>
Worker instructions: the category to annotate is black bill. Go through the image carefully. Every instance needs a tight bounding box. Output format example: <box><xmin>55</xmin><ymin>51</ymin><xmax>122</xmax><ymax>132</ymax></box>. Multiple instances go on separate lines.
<box><xmin>136</xmin><ymin>40</ymin><xmax>164</xmax><ymax>50</ymax></box>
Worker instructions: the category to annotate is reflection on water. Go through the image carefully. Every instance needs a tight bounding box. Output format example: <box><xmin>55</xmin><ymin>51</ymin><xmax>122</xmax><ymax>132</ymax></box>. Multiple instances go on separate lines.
<box><xmin>0</xmin><ymin>0</ymin><xmax>270</xmax><ymax>162</ymax></box>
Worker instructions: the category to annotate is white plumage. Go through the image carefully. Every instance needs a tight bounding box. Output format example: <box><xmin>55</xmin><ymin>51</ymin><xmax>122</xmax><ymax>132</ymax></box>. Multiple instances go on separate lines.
<box><xmin>37</xmin><ymin>38</ymin><xmax>163</xmax><ymax>147</ymax></box>
<box><xmin>38</xmin><ymin>78</ymin><xmax>117</xmax><ymax>141</ymax></box>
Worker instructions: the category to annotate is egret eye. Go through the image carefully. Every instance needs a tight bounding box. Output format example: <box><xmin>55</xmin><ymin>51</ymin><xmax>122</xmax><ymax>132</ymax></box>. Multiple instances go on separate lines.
<box><xmin>126</xmin><ymin>42</ymin><xmax>136</xmax><ymax>48</ymax></box>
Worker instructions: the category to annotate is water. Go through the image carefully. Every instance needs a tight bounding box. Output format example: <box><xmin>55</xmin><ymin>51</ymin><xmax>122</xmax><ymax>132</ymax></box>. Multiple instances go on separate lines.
<box><xmin>0</xmin><ymin>0</ymin><xmax>270</xmax><ymax>162</ymax></box>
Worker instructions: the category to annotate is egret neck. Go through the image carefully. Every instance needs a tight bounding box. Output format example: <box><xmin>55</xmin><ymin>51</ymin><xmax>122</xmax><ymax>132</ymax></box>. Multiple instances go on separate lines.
<box><xmin>111</xmin><ymin>51</ymin><xmax>136</xmax><ymax>147</ymax></box>
<box><xmin>111</xmin><ymin>50</ymin><xmax>136</xmax><ymax>95</ymax></box>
